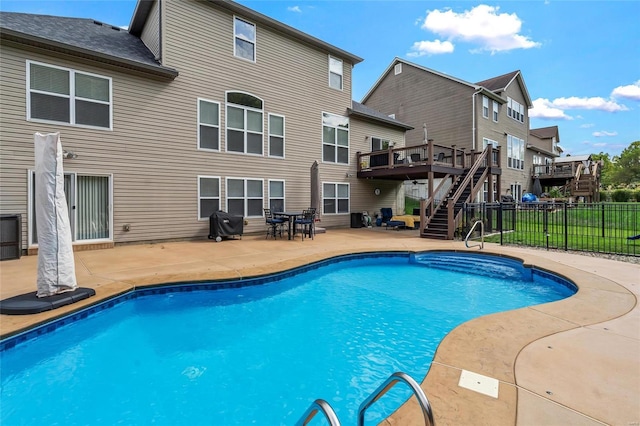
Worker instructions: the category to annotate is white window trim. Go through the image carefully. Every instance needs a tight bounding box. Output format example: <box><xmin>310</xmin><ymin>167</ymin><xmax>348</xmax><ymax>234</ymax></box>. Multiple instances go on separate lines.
<box><xmin>197</xmin><ymin>98</ymin><xmax>220</xmax><ymax>152</ymax></box>
<box><xmin>268</xmin><ymin>113</ymin><xmax>285</xmax><ymax>158</ymax></box>
<box><xmin>198</xmin><ymin>175</ymin><xmax>221</xmax><ymax>221</ymax></box>
<box><xmin>507</xmin><ymin>134</ymin><xmax>525</xmax><ymax>170</ymax></box>
<box><xmin>371</xmin><ymin>136</ymin><xmax>390</xmax><ymax>151</ymax></box>
<box><xmin>26</xmin><ymin>60</ymin><xmax>113</xmax><ymax>131</ymax></box>
<box><xmin>328</xmin><ymin>55</ymin><xmax>343</xmax><ymax>91</ymax></box>
<box><xmin>482</xmin><ymin>96</ymin><xmax>489</xmax><ymax>119</ymax></box>
<box><xmin>492</xmin><ymin>101</ymin><xmax>499</xmax><ymax>122</ymax></box>
<box><xmin>225</xmin><ymin>91</ymin><xmax>264</xmax><ymax>156</ymax></box>
<box><xmin>394</xmin><ymin>63</ymin><xmax>402</xmax><ymax>75</ymax></box>
<box><xmin>322</xmin><ymin>181</ymin><xmax>350</xmax><ymax>215</ymax></box>
<box><xmin>225</xmin><ymin>177</ymin><xmax>264</xmax><ymax>218</ymax></box>
<box><xmin>321</xmin><ymin>111</ymin><xmax>350</xmax><ymax>165</ymax></box>
<box><xmin>507</xmin><ymin>96</ymin><xmax>525</xmax><ymax>124</ymax></box>
<box><xmin>233</xmin><ymin>16</ymin><xmax>256</xmax><ymax>63</ymax></box>
<box><xmin>267</xmin><ymin>179</ymin><xmax>285</xmax><ymax>213</ymax></box>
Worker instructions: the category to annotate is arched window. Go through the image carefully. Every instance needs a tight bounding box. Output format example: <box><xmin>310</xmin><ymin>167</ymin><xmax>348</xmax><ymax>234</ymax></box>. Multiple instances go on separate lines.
<box><xmin>226</xmin><ymin>91</ymin><xmax>263</xmax><ymax>155</ymax></box>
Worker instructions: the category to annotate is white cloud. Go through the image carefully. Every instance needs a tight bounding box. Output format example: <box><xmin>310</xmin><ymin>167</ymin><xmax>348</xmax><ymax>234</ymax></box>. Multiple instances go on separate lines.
<box><xmin>408</xmin><ymin>40</ymin><xmax>454</xmax><ymax>57</ymax></box>
<box><xmin>287</xmin><ymin>6</ymin><xmax>301</xmax><ymax>13</ymax></box>
<box><xmin>551</xmin><ymin>96</ymin><xmax>628</xmax><ymax>112</ymax></box>
<box><xmin>418</xmin><ymin>5</ymin><xmax>540</xmax><ymax>54</ymax></box>
<box><xmin>593</xmin><ymin>131</ymin><xmax>618</xmax><ymax>137</ymax></box>
<box><xmin>611</xmin><ymin>80</ymin><xmax>640</xmax><ymax>101</ymax></box>
<box><xmin>592</xmin><ymin>142</ymin><xmax>608</xmax><ymax>147</ymax></box>
<box><xmin>580</xmin><ymin>123</ymin><xmax>595</xmax><ymax>128</ymax></box>
<box><xmin>530</xmin><ymin>98</ymin><xmax>573</xmax><ymax>120</ymax></box>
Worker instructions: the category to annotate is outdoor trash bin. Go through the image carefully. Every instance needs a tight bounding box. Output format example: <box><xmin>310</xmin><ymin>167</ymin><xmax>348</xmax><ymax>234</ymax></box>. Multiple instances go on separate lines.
<box><xmin>208</xmin><ymin>210</ymin><xmax>243</xmax><ymax>242</ymax></box>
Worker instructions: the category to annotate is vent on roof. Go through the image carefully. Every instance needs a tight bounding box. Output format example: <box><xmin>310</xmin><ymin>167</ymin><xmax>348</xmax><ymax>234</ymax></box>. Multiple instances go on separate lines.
<box><xmin>394</xmin><ymin>63</ymin><xmax>402</xmax><ymax>75</ymax></box>
<box><xmin>92</xmin><ymin>20</ymin><xmax>121</xmax><ymax>31</ymax></box>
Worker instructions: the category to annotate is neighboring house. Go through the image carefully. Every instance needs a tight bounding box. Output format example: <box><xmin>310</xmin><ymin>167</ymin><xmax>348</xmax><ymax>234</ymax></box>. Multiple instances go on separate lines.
<box><xmin>528</xmin><ymin>125</ymin><xmax>562</xmax><ymax>178</ymax></box>
<box><xmin>361</xmin><ymin>57</ymin><xmax>554</xmax><ymax>203</ymax></box>
<box><xmin>0</xmin><ymin>0</ymin><xmax>410</xmax><ymax>253</ymax></box>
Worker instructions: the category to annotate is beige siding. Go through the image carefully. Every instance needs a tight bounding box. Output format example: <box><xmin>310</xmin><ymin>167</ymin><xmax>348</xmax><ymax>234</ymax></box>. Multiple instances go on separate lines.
<box><xmin>364</xmin><ymin>63</ymin><xmax>474</xmax><ymax>148</ymax></box>
<box><xmin>499</xmin><ymin>83</ymin><xmax>531</xmax><ymax>191</ymax></box>
<box><xmin>0</xmin><ymin>0</ymin><xmax>366</xmax><ymax>249</ymax></box>
<box><xmin>140</xmin><ymin>0</ymin><xmax>160</xmax><ymax>59</ymax></box>
<box><xmin>349</xmin><ymin>118</ymin><xmax>405</xmax><ymax>217</ymax></box>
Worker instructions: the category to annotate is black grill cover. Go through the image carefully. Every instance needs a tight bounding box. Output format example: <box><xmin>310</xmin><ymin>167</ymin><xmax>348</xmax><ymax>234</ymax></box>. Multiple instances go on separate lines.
<box><xmin>208</xmin><ymin>210</ymin><xmax>243</xmax><ymax>240</ymax></box>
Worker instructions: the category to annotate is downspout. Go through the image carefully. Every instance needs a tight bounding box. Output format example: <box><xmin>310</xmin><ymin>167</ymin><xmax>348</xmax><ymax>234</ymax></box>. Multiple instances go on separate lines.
<box><xmin>157</xmin><ymin>0</ymin><xmax>163</xmax><ymax>63</ymax></box>
<box><xmin>471</xmin><ymin>88</ymin><xmax>482</xmax><ymax>151</ymax></box>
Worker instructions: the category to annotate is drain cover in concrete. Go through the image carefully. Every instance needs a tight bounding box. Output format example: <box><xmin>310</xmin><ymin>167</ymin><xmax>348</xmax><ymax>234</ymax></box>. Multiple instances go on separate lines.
<box><xmin>458</xmin><ymin>370</ymin><xmax>499</xmax><ymax>398</ymax></box>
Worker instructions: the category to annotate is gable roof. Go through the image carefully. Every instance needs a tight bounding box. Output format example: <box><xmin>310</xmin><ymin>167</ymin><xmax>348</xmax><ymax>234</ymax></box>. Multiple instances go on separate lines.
<box><xmin>0</xmin><ymin>11</ymin><xmax>178</xmax><ymax>79</ymax></box>
<box><xmin>348</xmin><ymin>101</ymin><xmax>414</xmax><ymax>130</ymax></box>
<box><xmin>476</xmin><ymin>70</ymin><xmax>532</xmax><ymax>107</ymax></box>
<box><xmin>129</xmin><ymin>0</ymin><xmax>363</xmax><ymax>65</ymax></box>
<box><xmin>360</xmin><ymin>57</ymin><xmax>505</xmax><ymax>104</ymax></box>
<box><xmin>530</xmin><ymin>126</ymin><xmax>560</xmax><ymax>141</ymax></box>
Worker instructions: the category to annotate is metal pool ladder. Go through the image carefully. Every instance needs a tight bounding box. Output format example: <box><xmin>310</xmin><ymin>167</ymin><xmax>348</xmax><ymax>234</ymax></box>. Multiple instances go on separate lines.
<box><xmin>464</xmin><ymin>219</ymin><xmax>484</xmax><ymax>250</ymax></box>
<box><xmin>295</xmin><ymin>371</ymin><xmax>435</xmax><ymax>426</ymax></box>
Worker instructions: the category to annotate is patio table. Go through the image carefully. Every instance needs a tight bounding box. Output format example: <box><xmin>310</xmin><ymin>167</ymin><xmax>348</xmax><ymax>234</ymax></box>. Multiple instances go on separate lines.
<box><xmin>274</xmin><ymin>211</ymin><xmax>303</xmax><ymax>240</ymax></box>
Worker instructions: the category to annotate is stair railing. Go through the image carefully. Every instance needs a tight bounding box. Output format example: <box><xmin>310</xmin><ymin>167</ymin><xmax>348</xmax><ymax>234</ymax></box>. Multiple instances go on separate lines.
<box><xmin>357</xmin><ymin>372</ymin><xmax>434</xmax><ymax>426</ymax></box>
<box><xmin>420</xmin><ymin>174</ymin><xmax>457</xmax><ymax>235</ymax></box>
<box><xmin>464</xmin><ymin>220</ymin><xmax>484</xmax><ymax>250</ymax></box>
<box><xmin>445</xmin><ymin>147</ymin><xmax>491</xmax><ymax>238</ymax></box>
<box><xmin>295</xmin><ymin>399</ymin><xmax>341</xmax><ymax>426</ymax></box>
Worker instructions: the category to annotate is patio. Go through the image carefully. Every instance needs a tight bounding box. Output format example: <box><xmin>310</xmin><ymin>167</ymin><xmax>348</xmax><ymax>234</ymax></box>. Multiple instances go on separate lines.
<box><xmin>1</xmin><ymin>228</ymin><xmax>638</xmax><ymax>425</ymax></box>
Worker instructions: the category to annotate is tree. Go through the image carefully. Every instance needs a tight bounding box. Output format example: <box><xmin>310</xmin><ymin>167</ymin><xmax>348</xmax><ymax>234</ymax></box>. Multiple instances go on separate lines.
<box><xmin>610</xmin><ymin>141</ymin><xmax>640</xmax><ymax>185</ymax></box>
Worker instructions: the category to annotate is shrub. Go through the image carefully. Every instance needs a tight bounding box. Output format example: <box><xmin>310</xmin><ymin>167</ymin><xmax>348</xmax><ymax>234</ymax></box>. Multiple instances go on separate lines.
<box><xmin>611</xmin><ymin>189</ymin><xmax>633</xmax><ymax>202</ymax></box>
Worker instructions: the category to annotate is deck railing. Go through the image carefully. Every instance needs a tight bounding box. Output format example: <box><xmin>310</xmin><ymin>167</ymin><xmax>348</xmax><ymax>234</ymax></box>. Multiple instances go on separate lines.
<box><xmin>357</xmin><ymin>140</ymin><xmax>499</xmax><ymax>173</ymax></box>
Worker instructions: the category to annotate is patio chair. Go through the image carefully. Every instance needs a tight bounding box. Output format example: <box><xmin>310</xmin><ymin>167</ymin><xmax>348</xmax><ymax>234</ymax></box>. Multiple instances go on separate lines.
<box><xmin>380</xmin><ymin>208</ymin><xmax>405</xmax><ymax>230</ymax></box>
<box><xmin>294</xmin><ymin>209</ymin><xmax>315</xmax><ymax>241</ymax></box>
<box><xmin>264</xmin><ymin>208</ymin><xmax>285</xmax><ymax>239</ymax></box>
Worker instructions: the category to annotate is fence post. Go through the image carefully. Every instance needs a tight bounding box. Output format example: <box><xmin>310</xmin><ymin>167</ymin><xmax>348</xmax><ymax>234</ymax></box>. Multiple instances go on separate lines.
<box><xmin>499</xmin><ymin>203</ymin><xmax>503</xmax><ymax>245</ymax></box>
<box><xmin>601</xmin><ymin>203</ymin><xmax>605</xmax><ymax>238</ymax></box>
<box><xmin>564</xmin><ymin>202</ymin><xmax>568</xmax><ymax>251</ymax></box>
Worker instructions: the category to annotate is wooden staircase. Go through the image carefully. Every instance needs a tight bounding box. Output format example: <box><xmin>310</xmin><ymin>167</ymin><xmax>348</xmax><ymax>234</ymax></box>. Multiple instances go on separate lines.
<box><xmin>420</xmin><ymin>147</ymin><xmax>491</xmax><ymax>240</ymax></box>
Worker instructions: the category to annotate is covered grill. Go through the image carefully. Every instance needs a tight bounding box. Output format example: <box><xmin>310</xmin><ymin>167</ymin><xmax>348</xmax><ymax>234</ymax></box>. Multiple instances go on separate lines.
<box><xmin>208</xmin><ymin>210</ymin><xmax>243</xmax><ymax>242</ymax></box>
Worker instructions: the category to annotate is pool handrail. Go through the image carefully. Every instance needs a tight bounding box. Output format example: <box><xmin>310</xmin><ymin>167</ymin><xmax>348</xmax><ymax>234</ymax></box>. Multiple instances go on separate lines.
<box><xmin>295</xmin><ymin>398</ymin><xmax>341</xmax><ymax>426</ymax></box>
<box><xmin>464</xmin><ymin>219</ymin><xmax>484</xmax><ymax>250</ymax></box>
<box><xmin>357</xmin><ymin>371</ymin><xmax>434</xmax><ymax>426</ymax></box>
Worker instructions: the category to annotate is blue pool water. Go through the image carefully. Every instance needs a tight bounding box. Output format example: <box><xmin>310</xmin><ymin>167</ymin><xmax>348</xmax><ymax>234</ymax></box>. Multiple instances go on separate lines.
<box><xmin>0</xmin><ymin>252</ymin><xmax>575</xmax><ymax>425</ymax></box>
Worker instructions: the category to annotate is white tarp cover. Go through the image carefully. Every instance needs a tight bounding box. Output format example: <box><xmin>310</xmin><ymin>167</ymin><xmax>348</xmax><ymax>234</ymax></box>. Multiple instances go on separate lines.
<box><xmin>34</xmin><ymin>132</ymin><xmax>77</xmax><ymax>297</ymax></box>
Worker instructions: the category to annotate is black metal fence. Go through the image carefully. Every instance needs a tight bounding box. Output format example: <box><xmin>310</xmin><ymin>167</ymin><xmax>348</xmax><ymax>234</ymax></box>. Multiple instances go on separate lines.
<box><xmin>461</xmin><ymin>202</ymin><xmax>639</xmax><ymax>257</ymax></box>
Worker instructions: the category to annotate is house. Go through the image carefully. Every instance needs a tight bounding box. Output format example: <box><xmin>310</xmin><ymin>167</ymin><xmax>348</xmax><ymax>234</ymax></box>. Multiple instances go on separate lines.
<box><xmin>361</xmin><ymin>57</ymin><xmax>558</xmax><ymax>203</ymax></box>
<box><xmin>0</xmin><ymin>0</ymin><xmax>411</xmax><ymax>254</ymax></box>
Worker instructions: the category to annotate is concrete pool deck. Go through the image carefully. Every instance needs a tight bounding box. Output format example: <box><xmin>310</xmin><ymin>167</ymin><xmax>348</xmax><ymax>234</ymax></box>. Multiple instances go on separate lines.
<box><xmin>1</xmin><ymin>228</ymin><xmax>638</xmax><ymax>425</ymax></box>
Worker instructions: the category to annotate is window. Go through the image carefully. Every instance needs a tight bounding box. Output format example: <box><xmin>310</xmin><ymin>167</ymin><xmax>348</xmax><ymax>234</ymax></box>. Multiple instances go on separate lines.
<box><xmin>507</xmin><ymin>134</ymin><xmax>525</xmax><ymax>170</ymax></box>
<box><xmin>329</xmin><ymin>56</ymin><xmax>343</xmax><ymax>90</ymax></box>
<box><xmin>198</xmin><ymin>176</ymin><xmax>220</xmax><ymax>219</ymax></box>
<box><xmin>226</xmin><ymin>92</ymin><xmax>263</xmax><ymax>155</ymax></box>
<box><xmin>30</xmin><ymin>171</ymin><xmax>111</xmax><ymax>244</ymax></box>
<box><xmin>482</xmin><ymin>180</ymin><xmax>497</xmax><ymax>203</ymax></box>
<box><xmin>198</xmin><ymin>99</ymin><xmax>220</xmax><ymax>150</ymax></box>
<box><xmin>492</xmin><ymin>101</ymin><xmax>499</xmax><ymax>122</ymax></box>
<box><xmin>27</xmin><ymin>61</ymin><xmax>111</xmax><ymax>129</ymax></box>
<box><xmin>268</xmin><ymin>180</ymin><xmax>285</xmax><ymax>212</ymax></box>
<box><xmin>371</xmin><ymin>137</ymin><xmax>390</xmax><ymax>151</ymax></box>
<box><xmin>510</xmin><ymin>183</ymin><xmax>522</xmax><ymax>203</ymax></box>
<box><xmin>482</xmin><ymin>96</ymin><xmax>489</xmax><ymax>118</ymax></box>
<box><xmin>507</xmin><ymin>97</ymin><xmax>525</xmax><ymax>123</ymax></box>
<box><xmin>323</xmin><ymin>182</ymin><xmax>349</xmax><ymax>214</ymax></box>
<box><xmin>394</xmin><ymin>63</ymin><xmax>402</xmax><ymax>75</ymax></box>
<box><xmin>234</xmin><ymin>17</ymin><xmax>256</xmax><ymax>61</ymax></box>
<box><xmin>322</xmin><ymin>112</ymin><xmax>349</xmax><ymax>164</ymax></box>
<box><xmin>268</xmin><ymin>114</ymin><xmax>285</xmax><ymax>157</ymax></box>
<box><xmin>227</xmin><ymin>178</ymin><xmax>263</xmax><ymax>217</ymax></box>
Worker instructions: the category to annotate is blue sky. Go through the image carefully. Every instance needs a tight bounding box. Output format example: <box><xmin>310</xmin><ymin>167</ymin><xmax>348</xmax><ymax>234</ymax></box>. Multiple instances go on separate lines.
<box><xmin>2</xmin><ymin>0</ymin><xmax>639</xmax><ymax>157</ymax></box>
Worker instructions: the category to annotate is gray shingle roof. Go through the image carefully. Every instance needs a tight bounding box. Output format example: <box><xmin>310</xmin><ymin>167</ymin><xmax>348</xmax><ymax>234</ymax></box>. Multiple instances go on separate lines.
<box><xmin>0</xmin><ymin>12</ymin><xmax>177</xmax><ymax>78</ymax></box>
<box><xmin>349</xmin><ymin>102</ymin><xmax>414</xmax><ymax>130</ymax></box>
<box><xmin>476</xmin><ymin>70</ymin><xmax>520</xmax><ymax>92</ymax></box>
<box><xmin>530</xmin><ymin>126</ymin><xmax>559</xmax><ymax>140</ymax></box>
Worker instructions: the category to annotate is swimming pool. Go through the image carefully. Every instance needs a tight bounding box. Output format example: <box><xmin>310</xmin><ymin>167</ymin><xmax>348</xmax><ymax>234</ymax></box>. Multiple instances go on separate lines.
<box><xmin>0</xmin><ymin>252</ymin><xmax>576</xmax><ymax>425</ymax></box>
